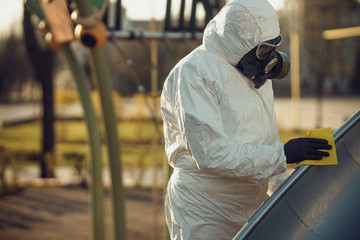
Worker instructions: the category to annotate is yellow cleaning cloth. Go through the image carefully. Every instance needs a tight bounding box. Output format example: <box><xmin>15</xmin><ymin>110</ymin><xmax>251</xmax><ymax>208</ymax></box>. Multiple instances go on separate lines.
<box><xmin>287</xmin><ymin>127</ymin><xmax>338</xmax><ymax>168</ymax></box>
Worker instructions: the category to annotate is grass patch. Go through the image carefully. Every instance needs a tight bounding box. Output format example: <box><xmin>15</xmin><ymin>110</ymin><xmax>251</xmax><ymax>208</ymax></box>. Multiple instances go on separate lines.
<box><xmin>0</xmin><ymin>120</ymin><xmax>164</xmax><ymax>168</ymax></box>
<box><xmin>56</xmin><ymin>120</ymin><xmax>88</xmax><ymax>142</ymax></box>
<box><xmin>0</xmin><ymin>120</ymin><xmax>306</xmax><ymax>168</ymax></box>
<box><xmin>0</xmin><ymin>121</ymin><xmax>42</xmax><ymax>151</ymax></box>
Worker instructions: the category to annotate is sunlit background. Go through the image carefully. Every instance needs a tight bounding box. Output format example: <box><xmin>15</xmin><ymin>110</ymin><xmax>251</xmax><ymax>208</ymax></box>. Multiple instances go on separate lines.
<box><xmin>0</xmin><ymin>1</ymin><xmax>359</xmax><ymax>239</ymax></box>
<box><xmin>1</xmin><ymin>0</ymin><xmax>359</xmax><ymax>94</ymax></box>
<box><xmin>0</xmin><ymin>0</ymin><xmax>285</xmax><ymax>33</ymax></box>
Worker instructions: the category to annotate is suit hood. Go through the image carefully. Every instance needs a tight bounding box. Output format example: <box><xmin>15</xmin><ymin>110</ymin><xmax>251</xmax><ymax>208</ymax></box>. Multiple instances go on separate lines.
<box><xmin>203</xmin><ymin>0</ymin><xmax>280</xmax><ymax>66</ymax></box>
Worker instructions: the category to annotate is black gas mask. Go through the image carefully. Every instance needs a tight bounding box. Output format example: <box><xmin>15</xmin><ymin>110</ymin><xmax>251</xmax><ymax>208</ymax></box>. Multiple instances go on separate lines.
<box><xmin>236</xmin><ymin>35</ymin><xmax>290</xmax><ymax>89</ymax></box>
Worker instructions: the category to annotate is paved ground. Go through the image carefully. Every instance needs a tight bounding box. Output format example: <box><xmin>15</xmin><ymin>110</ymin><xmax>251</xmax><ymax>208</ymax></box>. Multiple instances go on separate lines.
<box><xmin>0</xmin><ymin>187</ymin><xmax>166</xmax><ymax>240</ymax></box>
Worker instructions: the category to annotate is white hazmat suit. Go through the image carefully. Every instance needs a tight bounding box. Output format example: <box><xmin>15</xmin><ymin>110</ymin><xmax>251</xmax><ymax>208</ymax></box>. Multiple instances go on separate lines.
<box><xmin>161</xmin><ymin>0</ymin><xmax>289</xmax><ymax>239</ymax></box>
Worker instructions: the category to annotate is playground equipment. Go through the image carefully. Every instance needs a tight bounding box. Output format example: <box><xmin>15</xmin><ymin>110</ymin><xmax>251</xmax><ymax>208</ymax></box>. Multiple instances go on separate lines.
<box><xmin>25</xmin><ymin>0</ymin><xmax>121</xmax><ymax>239</ymax></box>
<box><xmin>24</xmin><ymin>1</ymin><xmax>205</xmax><ymax>240</ymax></box>
<box><xmin>234</xmin><ymin>110</ymin><xmax>360</xmax><ymax>240</ymax></box>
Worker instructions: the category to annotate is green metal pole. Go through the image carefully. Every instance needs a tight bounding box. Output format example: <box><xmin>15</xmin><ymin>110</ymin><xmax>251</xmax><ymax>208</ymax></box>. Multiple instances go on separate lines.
<box><xmin>61</xmin><ymin>44</ymin><xmax>105</xmax><ymax>240</ymax></box>
<box><xmin>74</xmin><ymin>1</ymin><xmax>126</xmax><ymax>240</ymax></box>
<box><xmin>24</xmin><ymin>2</ymin><xmax>105</xmax><ymax>239</ymax></box>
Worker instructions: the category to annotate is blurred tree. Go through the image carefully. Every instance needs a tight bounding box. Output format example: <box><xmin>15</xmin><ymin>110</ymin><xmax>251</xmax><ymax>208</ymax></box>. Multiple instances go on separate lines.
<box><xmin>309</xmin><ymin>0</ymin><xmax>360</xmax><ymax>94</ymax></box>
<box><xmin>106</xmin><ymin>37</ymin><xmax>200</xmax><ymax>96</ymax></box>
<box><xmin>23</xmin><ymin>7</ymin><xmax>55</xmax><ymax>178</ymax></box>
<box><xmin>0</xmin><ymin>31</ymin><xmax>33</xmax><ymax>103</ymax></box>
<box><xmin>280</xmin><ymin>0</ymin><xmax>360</xmax><ymax>95</ymax></box>
<box><xmin>0</xmin><ymin>146</ymin><xmax>11</xmax><ymax>194</ymax></box>
<box><xmin>351</xmin><ymin>41</ymin><xmax>360</xmax><ymax>93</ymax></box>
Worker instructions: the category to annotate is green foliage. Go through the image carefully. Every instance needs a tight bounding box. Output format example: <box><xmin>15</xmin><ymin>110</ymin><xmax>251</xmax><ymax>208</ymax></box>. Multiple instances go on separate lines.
<box><xmin>0</xmin><ymin>145</ymin><xmax>30</xmax><ymax>195</ymax></box>
<box><xmin>63</xmin><ymin>151</ymin><xmax>88</xmax><ymax>188</ymax></box>
<box><xmin>0</xmin><ymin>32</ymin><xmax>33</xmax><ymax>103</ymax></box>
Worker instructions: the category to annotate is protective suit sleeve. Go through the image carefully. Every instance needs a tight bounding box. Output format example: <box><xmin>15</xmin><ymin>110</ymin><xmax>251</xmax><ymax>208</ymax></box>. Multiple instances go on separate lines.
<box><xmin>175</xmin><ymin>68</ymin><xmax>286</xmax><ymax>179</ymax></box>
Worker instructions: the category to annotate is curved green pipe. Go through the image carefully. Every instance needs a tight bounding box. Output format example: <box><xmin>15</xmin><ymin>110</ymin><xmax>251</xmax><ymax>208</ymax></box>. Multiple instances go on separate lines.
<box><xmin>24</xmin><ymin>2</ymin><xmax>105</xmax><ymax>240</ymax></box>
<box><xmin>74</xmin><ymin>1</ymin><xmax>126</xmax><ymax>240</ymax></box>
<box><xmin>61</xmin><ymin>44</ymin><xmax>105</xmax><ymax>240</ymax></box>
<box><xmin>89</xmin><ymin>48</ymin><xmax>126</xmax><ymax>240</ymax></box>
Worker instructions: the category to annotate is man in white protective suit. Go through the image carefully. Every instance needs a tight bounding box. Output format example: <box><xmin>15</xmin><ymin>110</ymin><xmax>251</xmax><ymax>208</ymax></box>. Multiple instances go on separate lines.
<box><xmin>160</xmin><ymin>0</ymin><xmax>332</xmax><ymax>239</ymax></box>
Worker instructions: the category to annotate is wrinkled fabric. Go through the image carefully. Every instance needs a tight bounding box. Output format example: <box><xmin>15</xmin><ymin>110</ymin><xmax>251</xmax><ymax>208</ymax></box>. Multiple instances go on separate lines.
<box><xmin>161</xmin><ymin>0</ymin><xmax>289</xmax><ymax>239</ymax></box>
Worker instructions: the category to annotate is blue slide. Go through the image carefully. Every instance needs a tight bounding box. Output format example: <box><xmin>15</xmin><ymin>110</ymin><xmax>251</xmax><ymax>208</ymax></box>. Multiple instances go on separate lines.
<box><xmin>234</xmin><ymin>110</ymin><xmax>360</xmax><ymax>240</ymax></box>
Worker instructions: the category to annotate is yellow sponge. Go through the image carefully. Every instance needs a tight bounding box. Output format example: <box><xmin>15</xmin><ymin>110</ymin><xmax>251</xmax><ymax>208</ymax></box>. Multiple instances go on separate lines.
<box><xmin>287</xmin><ymin>127</ymin><xmax>338</xmax><ymax>168</ymax></box>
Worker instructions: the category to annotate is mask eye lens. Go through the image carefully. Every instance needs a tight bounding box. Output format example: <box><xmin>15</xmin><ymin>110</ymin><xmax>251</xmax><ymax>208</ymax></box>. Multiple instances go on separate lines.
<box><xmin>256</xmin><ymin>45</ymin><xmax>275</xmax><ymax>59</ymax></box>
<box><xmin>264</xmin><ymin>58</ymin><xmax>278</xmax><ymax>73</ymax></box>
<box><xmin>255</xmin><ymin>35</ymin><xmax>283</xmax><ymax>59</ymax></box>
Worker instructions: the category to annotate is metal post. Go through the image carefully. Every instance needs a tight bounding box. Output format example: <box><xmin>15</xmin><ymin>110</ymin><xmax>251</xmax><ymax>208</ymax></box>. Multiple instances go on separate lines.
<box><xmin>289</xmin><ymin>31</ymin><xmax>301</xmax><ymax>130</ymax></box>
<box><xmin>322</xmin><ymin>26</ymin><xmax>360</xmax><ymax>40</ymax></box>
<box><xmin>109</xmin><ymin>30</ymin><xmax>203</xmax><ymax>40</ymax></box>
<box><xmin>316</xmin><ymin>0</ymin><xmax>324</xmax><ymax>129</ymax></box>
<box><xmin>150</xmin><ymin>19</ymin><xmax>160</xmax><ymax>240</ymax></box>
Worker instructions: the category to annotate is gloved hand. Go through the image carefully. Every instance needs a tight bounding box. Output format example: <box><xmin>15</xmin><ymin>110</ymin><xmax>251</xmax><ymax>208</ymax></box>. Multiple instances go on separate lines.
<box><xmin>284</xmin><ymin>138</ymin><xmax>332</xmax><ymax>164</ymax></box>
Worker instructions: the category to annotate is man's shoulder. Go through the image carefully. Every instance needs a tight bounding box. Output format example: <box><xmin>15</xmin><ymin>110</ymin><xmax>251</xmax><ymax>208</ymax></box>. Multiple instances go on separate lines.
<box><xmin>179</xmin><ymin>46</ymin><xmax>205</xmax><ymax>64</ymax></box>
<box><xmin>169</xmin><ymin>47</ymin><xmax>204</xmax><ymax>74</ymax></box>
